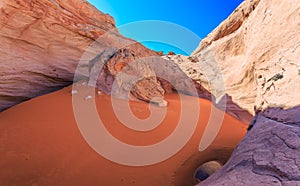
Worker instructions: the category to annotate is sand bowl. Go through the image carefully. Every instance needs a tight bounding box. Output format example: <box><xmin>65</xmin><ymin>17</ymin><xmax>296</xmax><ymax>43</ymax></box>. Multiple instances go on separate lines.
<box><xmin>0</xmin><ymin>85</ymin><xmax>247</xmax><ymax>185</ymax></box>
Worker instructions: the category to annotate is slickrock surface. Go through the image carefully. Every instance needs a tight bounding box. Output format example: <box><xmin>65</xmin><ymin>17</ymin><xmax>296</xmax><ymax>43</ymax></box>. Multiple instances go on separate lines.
<box><xmin>0</xmin><ymin>0</ymin><xmax>116</xmax><ymax>111</ymax></box>
<box><xmin>192</xmin><ymin>0</ymin><xmax>300</xmax><ymax>119</ymax></box>
<box><xmin>169</xmin><ymin>0</ymin><xmax>300</xmax><ymax>123</ymax></box>
<box><xmin>164</xmin><ymin>54</ymin><xmax>252</xmax><ymax>123</ymax></box>
<box><xmin>86</xmin><ymin>41</ymin><xmax>164</xmax><ymax>102</ymax></box>
<box><xmin>198</xmin><ymin>107</ymin><xmax>300</xmax><ymax>185</ymax></box>
<box><xmin>188</xmin><ymin>0</ymin><xmax>300</xmax><ymax>184</ymax></box>
<box><xmin>87</xmin><ymin>44</ymin><xmax>210</xmax><ymax>105</ymax></box>
<box><xmin>0</xmin><ymin>0</ymin><xmax>202</xmax><ymax>111</ymax></box>
<box><xmin>1</xmin><ymin>0</ymin><xmax>179</xmax><ymax>111</ymax></box>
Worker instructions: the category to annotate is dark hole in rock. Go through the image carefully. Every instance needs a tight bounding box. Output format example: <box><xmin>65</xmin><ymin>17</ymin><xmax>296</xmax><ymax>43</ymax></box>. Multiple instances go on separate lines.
<box><xmin>270</xmin><ymin>73</ymin><xmax>284</xmax><ymax>81</ymax></box>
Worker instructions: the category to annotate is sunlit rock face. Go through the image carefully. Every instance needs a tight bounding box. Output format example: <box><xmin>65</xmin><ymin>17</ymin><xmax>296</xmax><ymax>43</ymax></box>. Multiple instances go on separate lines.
<box><xmin>191</xmin><ymin>0</ymin><xmax>300</xmax><ymax>121</ymax></box>
<box><xmin>1</xmin><ymin>0</ymin><xmax>202</xmax><ymax>111</ymax></box>
<box><xmin>190</xmin><ymin>0</ymin><xmax>300</xmax><ymax>184</ymax></box>
<box><xmin>0</xmin><ymin>0</ymin><xmax>116</xmax><ymax>111</ymax></box>
<box><xmin>0</xmin><ymin>0</ymin><xmax>173</xmax><ymax>111</ymax></box>
<box><xmin>169</xmin><ymin>0</ymin><xmax>300</xmax><ymax>124</ymax></box>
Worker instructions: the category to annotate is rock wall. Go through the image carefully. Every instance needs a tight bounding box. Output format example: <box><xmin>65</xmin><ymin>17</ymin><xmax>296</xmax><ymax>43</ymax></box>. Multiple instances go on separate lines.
<box><xmin>191</xmin><ymin>0</ymin><xmax>300</xmax><ymax>121</ymax></box>
<box><xmin>1</xmin><ymin>0</ymin><xmax>180</xmax><ymax>111</ymax></box>
<box><xmin>164</xmin><ymin>0</ymin><xmax>300</xmax><ymax>123</ymax></box>
<box><xmin>198</xmin><ymin>107</ymin><xmax>300</xmax><ymax>185</ymax></box>
<box><xmin>0</xmin><ymin>0</ymin><xmax>116</xmax><ymax>111</ymax></box>
<box><xmin>190</xmin><ymin>0</ymin><xmax>300</xmax><ymax>184</ymax></box>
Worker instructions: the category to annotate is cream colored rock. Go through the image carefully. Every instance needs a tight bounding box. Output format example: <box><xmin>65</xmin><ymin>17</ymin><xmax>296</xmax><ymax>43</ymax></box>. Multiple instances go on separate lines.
<box><xmin>164</xmin><ymin>54</ymin><xmax>252</xmax><ymax>123</ymax></box>
<box><xmin>174</xmin><ymin>0</ymin><xmax>300</xmax><ymax>122</ymax></box>
<box><xmin>150</xmin><ymin>97</ymin><xmax>168</xmax><ymax>107</ymax></box>
<box><xmin>0</xmin><ymin>0</ymin><xmax>170</xmax><ymax>111</ymax></box>
<box><xmin>192</xmin><ymin>0</ymin><xmax>300</xmax><ymax>185</ymax></box>
<box><xmin>0</xmin><ymin>0</ymin><xmax>115</xmax><ymax>111</ymax></box>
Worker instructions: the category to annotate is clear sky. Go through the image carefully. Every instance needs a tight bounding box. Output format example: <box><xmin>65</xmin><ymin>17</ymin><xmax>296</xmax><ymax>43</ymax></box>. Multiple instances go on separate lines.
<box><xmin>87</xmin><ymin>0</ymin><xmax>243</xmax><ymax>55</ymax></box>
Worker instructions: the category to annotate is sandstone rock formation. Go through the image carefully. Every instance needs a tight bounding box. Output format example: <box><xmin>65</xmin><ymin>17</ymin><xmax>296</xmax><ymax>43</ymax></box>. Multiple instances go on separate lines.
<box><xmin>87</xmin><ymin>41</ymin><xmax>210</xmax><ymax>105</ymax></box>
<box><xmin>185</xmin><ymin>0</ymin><xmax>300</xmax><ymax>184</ymax></box>
<box><xmin>2</xmin><ymin>0</ymin><xmax>299</xmax><ymax>184</ymax></box>
<box><xmin>0</xmin><ymin>0</ymin><xmax>116</xmax><ymax>111</ymax></box>
<box><xmin>191</xmin><ymin>0</ymin><xmax>300</xmax><ymax>120</ymax></box>
<box><xmin>0</xmin><ymin>0</ymin><xmax>204</xmax><ymax>111</ymax></box>
<box><xmin>164</xmin><ymin>54</ymin><xmax>252</xmax><ymax>123</ymax></box>
<box><xmin>86</xmin><ymin>39</ymin><xmax>165</xmax><ymax>102</ymax></box>
<box><xmin>168</xmin><ymin>0</ymin><xmax>300</xmax><ymax>124</ymax></box>
<box><xmin>0</xmin><ymin>0</ymin><xmax>175</xmax><ymax>111</ymax></box>
<box><xmin>198</xmin><ymin>107</ymin><xmax>300</xmax><ymax>185</ymax></box>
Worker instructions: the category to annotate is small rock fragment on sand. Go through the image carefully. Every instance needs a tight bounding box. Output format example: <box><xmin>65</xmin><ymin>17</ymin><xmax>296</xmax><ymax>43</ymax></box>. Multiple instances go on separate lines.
<box><xmin>157</xmin><ymin>100</ymin><xmax>168</xmax><ymax>107</ymax></box>
<box><xmin>194</xmin><ymin>161</ymin><xmax>223</xmax><ymax>182</ymax></box>
<box><xmin>151</xmin><ymin>97</ymin><xmax>168</xmax><ymax>107</ymax></box>
<box><xmin>85</xmin><ymin>95</ymin><xmax>92</xmax><ymax>100</ymax></box>
<box><xmin>71</xmin><ymin>90</ymin><xmax>78</xmax><ymax>95</ymax></box>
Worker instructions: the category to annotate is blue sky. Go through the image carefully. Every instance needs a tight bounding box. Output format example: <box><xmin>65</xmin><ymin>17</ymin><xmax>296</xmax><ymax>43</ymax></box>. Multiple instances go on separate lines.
<box><xmin>88</xmin><ymin>0</ymin><xmax>243</xmax><ymax>55</ymax></box>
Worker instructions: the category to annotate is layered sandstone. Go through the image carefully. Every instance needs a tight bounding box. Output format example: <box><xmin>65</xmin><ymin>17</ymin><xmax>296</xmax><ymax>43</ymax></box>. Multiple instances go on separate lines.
<box><xmin>192</xmin><ymin>0</ymin><xmax>300</xmax><ymax>119</ymax></box>
<box><xmin>170</xmin><ymin>0</ymin><xmax>300</xmax><ymax>124</ymax></box>
<box><xmin>188</xmin><ymin>0</ymin><xmax>300</xmax><ymax>184</ymax></box>
<box><xmin>0</xmin><ymin>0</ymin><xmax>116</xmax><ymax>111</ymax></box>
<box><xmin>198</xmin><ymin>107</ymin><xmax>300</xmax><ymax>185</ymax></box>
<box><xmin>0</xmin><ymin>0</ymin><xmax>175</xmax><ymax>111</ymax></box>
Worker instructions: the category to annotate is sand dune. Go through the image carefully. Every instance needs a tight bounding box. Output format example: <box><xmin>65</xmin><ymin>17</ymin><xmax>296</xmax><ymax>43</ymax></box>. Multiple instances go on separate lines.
<box><xmin>0</xmin><ymin>85</ymin><xmax>247</xmax><ymax>186</ymax></box>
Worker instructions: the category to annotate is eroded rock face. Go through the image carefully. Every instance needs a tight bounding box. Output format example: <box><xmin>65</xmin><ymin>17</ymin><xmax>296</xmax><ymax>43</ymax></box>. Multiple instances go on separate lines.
<box><xmin>198</xmin><ymin>107</ymin><xmax>300</xmax><ymax>185</ymax></box>
<box><xmin>164</xmin><ymin>54</ymin><xmax>252</xmax><ymax>123</ymax></box>
<box><xmin>0</xmin><ymin>0</ymin><xmax>174</xmax><ymax>111</ymax></box>
<box><xmin>0</xmin><ymin>0</ymin><xmax>199</xmax><ymax>111</ymax></box>
<box><xmin>0</xmin><ymin>0</ymin><xmax>116</xmax><ymax>111</ymax></box>
<box><xmin>181</xmin><ymin>0</ymin><xmax>300</xmax><ymax>122</ymax></box>
<box><xmin>190</xmin><ymin>0</ymin><xmax>300</xmax><ymax>184</ymax></box>
<box><xmin>87</xmin><ymin>40</ymin><xmax>163</xmax><ymax>100</ymax></box>
<box><xmin>87</xmin><ymin>45</ymin><xmax>205</xmax><ymax>104</ymax></box>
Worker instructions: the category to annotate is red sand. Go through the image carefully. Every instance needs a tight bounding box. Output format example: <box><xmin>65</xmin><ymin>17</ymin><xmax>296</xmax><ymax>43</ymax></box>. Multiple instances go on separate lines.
<box><xmin>0</xmin><ymin>85</ymin><xmax>247</xmax><ymax>186</ymax></box>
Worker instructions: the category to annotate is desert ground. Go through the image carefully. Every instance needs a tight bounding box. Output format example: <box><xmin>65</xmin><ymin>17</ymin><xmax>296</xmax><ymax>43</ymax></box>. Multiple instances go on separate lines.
<box><xmin>0</xmin><ymin>85</ymin><xmax>247</xmax><ymax>185</ymax></box>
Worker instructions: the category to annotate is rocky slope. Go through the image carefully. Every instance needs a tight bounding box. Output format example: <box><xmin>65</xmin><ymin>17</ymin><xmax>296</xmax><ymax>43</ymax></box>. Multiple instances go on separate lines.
<box><xmin>183</xmin><ymin>0</ymin><xmax>300</xmax><ymax>184</ymax></box>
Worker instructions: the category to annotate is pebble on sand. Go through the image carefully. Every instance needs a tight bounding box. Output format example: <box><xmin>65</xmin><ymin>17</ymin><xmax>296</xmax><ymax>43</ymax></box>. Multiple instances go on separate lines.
<box><xmin>194</xmin><ymin>161</ymin><xmax>223</xmax><ymax>182</ymax></box>
<box><xmin>71</xmin><ymin>90</ymin><xmax>78</xmax><ymax>95</ymax></box>
<box><xmin>85</xmin><ymin>95</ymin><xmax>92</xmax><ymax>100</ymax></box>
<box><xmin>150</xmin><ymin>97</ymin><xmax>168</xmax><ymax>107</ymax></box>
